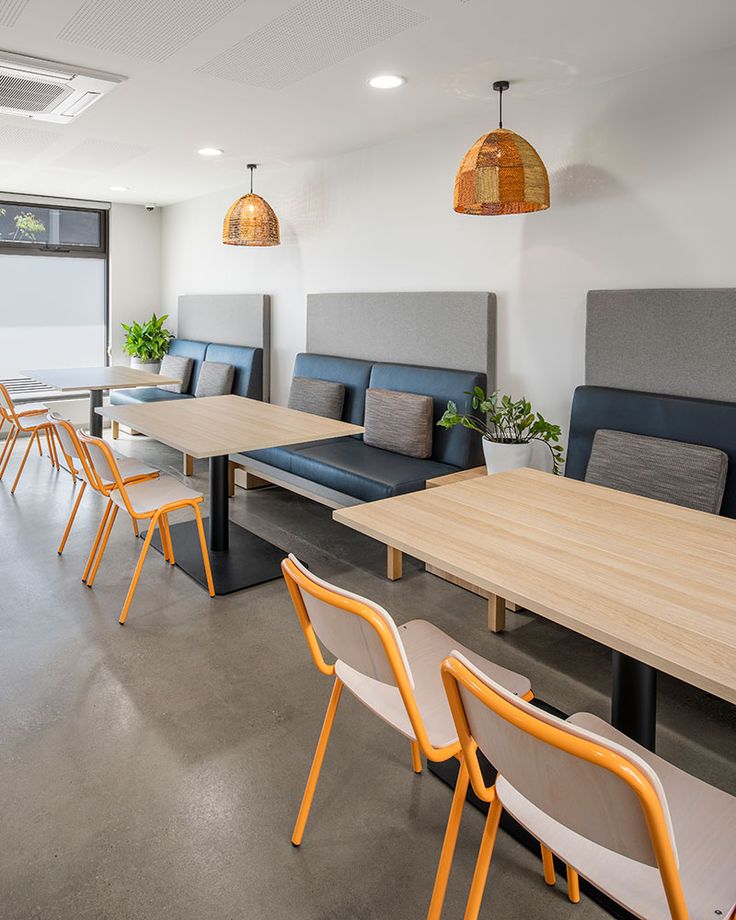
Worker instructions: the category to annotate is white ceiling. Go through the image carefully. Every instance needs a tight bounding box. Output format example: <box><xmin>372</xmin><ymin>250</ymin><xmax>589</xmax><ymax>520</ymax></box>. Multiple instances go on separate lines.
<box><xmin>0</xmin><ymin>0</ymin><xmax>735</xmax><ymax>205</ymax></box>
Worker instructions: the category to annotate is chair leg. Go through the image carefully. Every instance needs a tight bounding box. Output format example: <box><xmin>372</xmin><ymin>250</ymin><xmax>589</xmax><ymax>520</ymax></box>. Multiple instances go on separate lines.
<box><xmin>0</xmin><ymin>427</ymin><xmax>18</xmax><ymax>478</ymax></box>
<box><xmin>35</xmin><ymin>429</ymin><xmax>42</xmax><ymax>455</ymax></box>
<box><xmin>44</xmin><ymin>427</ymin><xmax>56</xmax><ymax>469</ymax></box>
<box><xmin>87</xmin><ymin>505</ymin><xmax>119</xmax><ymax>588</ymax></box>
<box><xmin>541</xmin><ymin>844</ymin><xmax>556</xmax><ymax>886</ymax></box>
<box><xmin>193</xmin><ymin>505</ymin><xmax>215</xmax><ymax>597</ymax></box>
<box><xmin>10</xmin><ymin>430</ymin><xmax>38</xmax><ymax>494</ymax></box>
<box><xmin>119</xmin><ymin>514</ymin><xmax>158</xmax><ymax>625</ymax></box>
<box><xmin>463</xmin><ymin>798</ymin><xmax>503</xmax><ymax>920</ymax></box>
<box><xmin>83</xmin><ymin>499</ymin><xmax>113</xmax><ymax>582</ymax></box>
<box><xmin>411</xmin><ymin>740</ymin><xmax>422</xmax><ymax>774</ymax></box>
<box><xmin>292</xmin><ymin>678</ymin><xmax>343</xmax><ymax>847</ymax></box>
<box><xmin>0</xmin><ymin>418</ymin><xmax>11</xmax><ymax>468</ymax></box>
<box><xmin>426</xmin><ymin>758</ymin><xmax>470</xmax><ymax>920</ymax></box>
<box><xmin>161</xmin><ymin>514</ymin><xmax>175</xmax><ymax>565</ymax></box>
<box><xmin>158</xmin><ymin>515</ymin><xmax>171</xmax><ymax>562</ymax></box>
<box><xmin>131</xmin><ymin>517</ymin><xmax>139</xmax><ymax>538</ymax></box>
<box><xmin>566</xmin><ymin>865</ymin><xmax>580</xmax><ymax>904</ymax></box>
<box><xmin>58</xmin><ymin>481</ymin><xmax>87</xmax><ymax>555</ymax></box>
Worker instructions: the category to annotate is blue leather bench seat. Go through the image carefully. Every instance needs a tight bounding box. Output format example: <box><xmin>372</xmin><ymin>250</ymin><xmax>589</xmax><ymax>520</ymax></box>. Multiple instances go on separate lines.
<box><xmin>239</xmin><ymin>354</ymin><xmax>485</xmax><ymax>503</ymax></box>
<box><xmin>111</xmin><ymin>338</ymin><xmax>263</xmax><ymax>406</ymax></box>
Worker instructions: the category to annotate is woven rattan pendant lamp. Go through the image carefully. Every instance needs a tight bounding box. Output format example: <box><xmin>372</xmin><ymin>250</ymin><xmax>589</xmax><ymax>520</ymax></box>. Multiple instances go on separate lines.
<box><xmin>454</xmin><ymin>81</ymin><xmax>549</xmax><ymax>216</ymax></box>
<box><xmin>223</xmin><ymin>164</ymin><xmax>280</xmax><ymax>246</ymax></box>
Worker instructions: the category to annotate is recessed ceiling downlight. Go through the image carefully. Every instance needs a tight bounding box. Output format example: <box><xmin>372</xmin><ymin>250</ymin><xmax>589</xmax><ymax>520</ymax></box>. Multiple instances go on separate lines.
<box><xmin>368</xmin><ymin>74</ymin><xmax>405</xmax><ymax>89</ymax></box>
<box><xmin>198</xmin><ymin>147</ymin><xmax>224</xmax><ymax>156</ymax></box>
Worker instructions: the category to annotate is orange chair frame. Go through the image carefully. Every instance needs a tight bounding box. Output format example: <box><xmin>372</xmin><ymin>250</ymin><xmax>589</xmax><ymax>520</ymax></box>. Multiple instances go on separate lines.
<box><xmin>50</xmin><ymin>416</ymin><xmax>157</xmax><ymax>556</ymax></box>
<box><xmin>79</xmin><ymin>433</ymin><xmax>214</xmax><ymax>624</ymax></box>
<box><xmin>0</xmin><ymin>384</ymin><xmax>59</xmax><ymax>493</ymax></box>
<box><xmin>440</xmin><ymin>655</ymin><xmax>690</xmax><ymax>920</ymax></box>
<box><xmin>281</xmin><ymin>557</ymin><xmax>541</xmax><ymax>920</ymax></box>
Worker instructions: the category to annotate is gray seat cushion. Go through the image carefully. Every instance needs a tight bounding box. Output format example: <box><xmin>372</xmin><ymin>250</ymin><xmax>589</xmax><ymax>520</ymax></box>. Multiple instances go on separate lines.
<box><xmin>110</xmin><ymin>387</ymin><xmax>192</xmax><ymax>406</ymax></box>
<box><xmin>363</xmin><ymin>388</ymin><xmax>433</xmax><ymax>459</ymax></box>
<box><xmin>289</xmin><ymin>437</ymin><xmax>459</xmax><ymax>502</ymax></box>
<box><xmin>195</xmin><ymin>361</ymin><xmax>234</xmax><ymax>397</ymax></box>
<box><xmin>288</xmin><ymin>376</ymin><xmax>345</xmax><ymax>419</ymax></box>
<box><xmin>157</xmin><ymin>354</ymin><xmax>193</xmax><ymax>393</ymax></box>
<box><xmin>585</xmin><ymin>429</ymin><xmax>728</xmax><ymax>514</ymax></box>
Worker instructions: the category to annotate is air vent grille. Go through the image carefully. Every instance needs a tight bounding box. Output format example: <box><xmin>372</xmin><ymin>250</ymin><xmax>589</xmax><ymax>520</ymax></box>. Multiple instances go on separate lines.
<box><xmin>0</xmin><ymin>0</ymin><xmax>31</xmax><ymax>28</ymax></box>
<box><xmin>0</xmin><ymin>72</ymin><xmax>71</xmax><ymax>112</ymax></box>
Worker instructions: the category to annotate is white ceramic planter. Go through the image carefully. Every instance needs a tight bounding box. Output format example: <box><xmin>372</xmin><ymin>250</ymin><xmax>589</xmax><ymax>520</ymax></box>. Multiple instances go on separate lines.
<box><xmin>130</xmin><ymin>356</ymin><xmax>161</xmax><ymax>374</ymax></box>
<box><xmin>482</xmin><ymin>439</ymin><xmax>533</xmax><ymax>475</ymax></box>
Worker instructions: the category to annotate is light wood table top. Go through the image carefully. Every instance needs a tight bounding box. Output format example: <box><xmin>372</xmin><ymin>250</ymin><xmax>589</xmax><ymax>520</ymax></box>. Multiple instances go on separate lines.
<box><xmin>24</xmin><ymin>366</ymin><xmax>180</xmax><ymax>391</ymax></box>
<box><xmin>426</xmin><ymin>466</ymin><xmax>486</xmax><ymax>489</ymax></box>
<box><xmin>97</xmin><ymin>394</ymin><xmax>364</xmax><ymax>460</ymax></box>
<box><xmin>334</xmin><ymin>466</ymin><xmax>736</xmax><ymax>705</ymax></box>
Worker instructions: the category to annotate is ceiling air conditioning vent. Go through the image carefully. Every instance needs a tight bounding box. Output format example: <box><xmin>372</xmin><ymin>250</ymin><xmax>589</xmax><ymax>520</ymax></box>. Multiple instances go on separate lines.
<box><xmin>0</xmin><ymin>51</ymin><xmax>124</xmax><ymax>123</ymax></box>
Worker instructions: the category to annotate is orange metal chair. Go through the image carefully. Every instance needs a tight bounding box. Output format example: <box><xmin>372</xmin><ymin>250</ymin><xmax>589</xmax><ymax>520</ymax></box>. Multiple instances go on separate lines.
<box><xmin>441</xmin><ymin>652</ymin><xmax>736</xmax><ymax>920</ymax></box>
<box><xmin>79</xmin><ymin>432</ymin><xmax>214</xmax><ymax>624</ymax></box>
<box><xmin>46</xmin><ymin>412</ymin><xmax>159</xmax><ymax>556</ymax></box>
<box><xmin>281</xmin><ymin>555</ymin><xmax>542</xmax><ymax>919</ymax></box>
<box><xmin>0</xmin><ymin>383</ymin><xmax>59</xmax><ymax>493</ymax></box>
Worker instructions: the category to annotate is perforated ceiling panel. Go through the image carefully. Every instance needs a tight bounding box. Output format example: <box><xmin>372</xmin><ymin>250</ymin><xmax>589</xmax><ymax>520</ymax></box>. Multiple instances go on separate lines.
<box><xmin>0</xmin><ymin>123</ymin><xmax>61</xmax><ymax>161</ymax></box>
<box><xmin>0</xmin><ymin>0</ymin><xmax>30</xmax><ymax>27</ymax></box>
<box><xmin>54</xmin><ymin>138</ymin><xmax>150</xmax><ymax>172</ymax></box>
<box><xmin>58</xmin><ymin>0</ymin><xmax>247</xmax><ymax>63</ymax></box>
<box><xmin>199</xmin><ymin>0</ymin><xmax>428</xmax><ymax>90</ymax></box>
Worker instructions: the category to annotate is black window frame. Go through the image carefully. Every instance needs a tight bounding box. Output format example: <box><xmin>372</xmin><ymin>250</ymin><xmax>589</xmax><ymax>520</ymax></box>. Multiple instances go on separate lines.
<box><xmin>0</xmin><ymin>199</ymin><xmax>108</xmax><ymax>258</ymax></box>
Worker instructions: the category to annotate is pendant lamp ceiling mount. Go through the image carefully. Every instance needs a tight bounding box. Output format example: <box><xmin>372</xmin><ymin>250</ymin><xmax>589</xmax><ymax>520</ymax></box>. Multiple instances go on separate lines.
<box><xmin>454</xmin><ymin>78</ymin><xmax>550</xmax><ymax>216</ymax></box>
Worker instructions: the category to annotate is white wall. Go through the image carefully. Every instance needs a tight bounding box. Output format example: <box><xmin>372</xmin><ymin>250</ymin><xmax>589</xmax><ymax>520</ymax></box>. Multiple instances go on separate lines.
<box><xmin>161</xmin><ymin>46</ymin><xmax>736</xmax><ymax>439</ymax></box>
<box><xmin>109</xmin><ymin>203</ymin><xmax>162</xmax><ymax>364</ymax></box>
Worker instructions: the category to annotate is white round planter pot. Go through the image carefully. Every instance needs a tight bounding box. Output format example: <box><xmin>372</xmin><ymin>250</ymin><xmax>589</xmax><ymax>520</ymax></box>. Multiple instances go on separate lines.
<box><xmin>130</xmin><ymin>356</ymin><xmax>161</xmax><ymax>374</ymax></box>
<box><xmin>482</xmin><ymin>440</ymin><xmax>533</xmax><ymax>476</ymax></box>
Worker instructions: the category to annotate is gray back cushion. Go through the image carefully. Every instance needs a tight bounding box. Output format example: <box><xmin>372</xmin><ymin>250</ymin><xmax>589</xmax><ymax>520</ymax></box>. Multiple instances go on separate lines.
<box><xmin>288</xmin><ymin>376</ymin><xmax>345</xmax><ymax>419</ymax></box>
<box><xmin>194</xmin><ymin>361</ymin><xmax>234</xmax><ymax>398</ymax></box>
<box><xmin>363</xmin><ymin>388</ymin><xmax>433</xmax><ymax>459</ymax></box>
<box><xmin>157</xmin><ymin>354</ymin><xmax>193</xmax><ymax>393</ymax></box>
<box><xmin>585</xmin><ymin>429</ymin><xmax>728</xmax><ymax>514</ymax></box>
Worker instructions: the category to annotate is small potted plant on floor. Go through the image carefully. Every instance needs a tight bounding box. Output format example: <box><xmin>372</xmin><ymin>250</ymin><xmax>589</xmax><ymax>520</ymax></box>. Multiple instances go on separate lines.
<box><xmin>121</xmin><ymin>313</ymin><xmax>174</xmax><ymax>374</ymax></box>
<box><xmin>438</xmin><ymin>387</ymin><xmax>565</xmax><ymax>475</ymax></box>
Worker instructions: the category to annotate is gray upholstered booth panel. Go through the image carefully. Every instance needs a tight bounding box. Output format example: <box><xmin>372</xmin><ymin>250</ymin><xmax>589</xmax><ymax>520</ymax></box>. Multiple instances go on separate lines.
<box><xmin>177</xmin><ymin>294</ymin><xmax>270</xmax><ymax>400</ymax></box>
<box><xmin>307</xmin><ymin>292</ymin><xmax>496</xmax><ymax>389</ymax></box>
<box><xmin>586</xmin><ymin>289</ymin><xmax>736</xmax><ymax>402</ymax></box>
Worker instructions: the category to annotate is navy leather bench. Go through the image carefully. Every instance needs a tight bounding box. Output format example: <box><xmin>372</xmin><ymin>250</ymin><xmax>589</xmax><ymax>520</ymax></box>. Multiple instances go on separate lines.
<box><xmin>231</xmin><ymin>353</ymin><xmax>485</xmax><ymax>505</ymax></box>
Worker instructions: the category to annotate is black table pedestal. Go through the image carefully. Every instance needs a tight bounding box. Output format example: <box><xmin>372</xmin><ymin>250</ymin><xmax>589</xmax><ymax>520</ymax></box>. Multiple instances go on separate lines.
<box><xmin>149</xmin><ymin>454</ymin><xmax>283</xmax><ymax>595</ymax></box>
<box><xmin>611</xmin><ymin>651</ymin><xmax>657</xmax><ymax>750</ymax></box>
<box><xmin>89</xmin><ymin>390</ymin><xmax>103</xmax><ymax>437</ymax></box>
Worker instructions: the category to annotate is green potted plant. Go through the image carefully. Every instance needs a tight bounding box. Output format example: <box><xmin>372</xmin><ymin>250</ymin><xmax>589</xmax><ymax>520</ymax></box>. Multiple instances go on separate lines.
<box><xmin>121</xmin><ymin>313</ymin><xmax>174</xmax><ymax>374</ymax></box>
<box><xmin>438</xmin><ymin>387</ymin><xmax>565</xmax><ymax>475</ymax></box>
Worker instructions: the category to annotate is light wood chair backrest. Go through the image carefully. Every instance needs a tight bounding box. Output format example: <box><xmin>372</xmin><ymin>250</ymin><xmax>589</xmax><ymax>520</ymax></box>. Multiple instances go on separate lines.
<box><xmin>442</xmin><ymin>652</ymin><xmax>679</xmax><ymax>869</ymax></box>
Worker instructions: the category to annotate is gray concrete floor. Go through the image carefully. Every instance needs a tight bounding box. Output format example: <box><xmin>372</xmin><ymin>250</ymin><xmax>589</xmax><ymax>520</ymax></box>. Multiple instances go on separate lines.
<box><xmin>1</xmin><ymin>433</ymin><xmax>734</xmax><ymax>920</ymax></box>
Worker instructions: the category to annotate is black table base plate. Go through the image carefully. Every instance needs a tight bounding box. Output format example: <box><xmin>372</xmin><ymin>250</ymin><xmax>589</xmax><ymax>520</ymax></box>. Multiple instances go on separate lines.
<box><xmin>148</xmin><ymin>519</ymin><xmax>284</xmax><ymax>595</ymax></box>
<box><xmin>429</xmin><ymin>696</ymin><xmax>633</xmax><ymax>920</ymax></box>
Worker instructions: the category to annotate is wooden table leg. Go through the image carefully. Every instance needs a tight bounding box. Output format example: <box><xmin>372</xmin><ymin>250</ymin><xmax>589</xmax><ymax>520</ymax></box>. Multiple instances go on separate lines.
<box><xmin>183</xmin><ymin>453</ymin><xmax>194</xmax><ymax>477</ymax></box>
<box><xmin>111</xmin><ymin>420</ymin><xmax>119</xmax><ymax>440</ymax></box>
<box><xmin>488</xmin><ymin>595</ymin><xmax>506</xmax><ymax>633</ymax></box>
<box><xmin>387</xmin><ymin>546</ymin><xmax>403</xmax><ymax>581</ymax></box>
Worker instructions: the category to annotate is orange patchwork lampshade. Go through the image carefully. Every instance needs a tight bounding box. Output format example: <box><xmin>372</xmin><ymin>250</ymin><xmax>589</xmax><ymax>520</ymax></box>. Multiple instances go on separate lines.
<box><xmin>222</xmin><ymin>164</ymin><xmax>280</xmax><ymax>247</ymax></box>
<box><xmin>454</xmin><ymin>81</ymin><xmax>549</xmax><ymax>216</ymax></box>
<box><xmin>454</xmin><ymin>127</ymin><xmax>549</xmax><ymax>215</ymax></box>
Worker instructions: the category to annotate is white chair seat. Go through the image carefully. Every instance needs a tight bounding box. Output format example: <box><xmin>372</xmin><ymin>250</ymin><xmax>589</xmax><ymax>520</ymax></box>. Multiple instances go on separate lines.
<box><xmin>77</xmin><ymin>454</ymin><xmax>158</xmax><ymax>486</ymax></box>
<box><xmin>496</xmin><ymin>713</ymin><xmax>736</xmax><ymax>920</ymax></box>
<box><xmin>335</xmin><ymin>619</ymin><xmax>531</xmax><ymax>748</ymax></box>
<box><xmin>17</xmin><ymin>402</ymin><xmax>48</xmax><ymax>415</ymax></box>
<box><xmin>109</xmin><ymin>474</ymin><xmax>202</xmax><ymax>515</ymax></box>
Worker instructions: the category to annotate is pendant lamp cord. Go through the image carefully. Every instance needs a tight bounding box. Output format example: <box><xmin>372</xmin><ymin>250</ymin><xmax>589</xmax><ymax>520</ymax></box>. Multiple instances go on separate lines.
<box><xmin>249</xmin><ymin>165</ymin><xmax>254</xmax><ymax>194</ymax></box>
<box><xmin>498</xmin><ymin>86</ymin><xmax>503</xmax><ymax>129</ymax></box>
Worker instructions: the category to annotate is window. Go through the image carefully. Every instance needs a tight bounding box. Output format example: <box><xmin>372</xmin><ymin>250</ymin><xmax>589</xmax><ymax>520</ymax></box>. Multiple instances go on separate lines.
<box><xmin>0</xmin><ymin>198</ymin><xmax>108</xmax><ymax>398</ymax></box>
<box><xmin>0</xmin><ymin>201</ymin><xmax>105</xmax><ymax>253</ymax></box>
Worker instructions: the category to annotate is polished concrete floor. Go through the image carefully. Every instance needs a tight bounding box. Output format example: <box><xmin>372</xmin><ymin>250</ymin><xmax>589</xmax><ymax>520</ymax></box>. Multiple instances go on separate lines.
<box><xmin>1</xmin><ymin>433</ymin><xmax>734</xmax><ymax>920</ymax></box>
